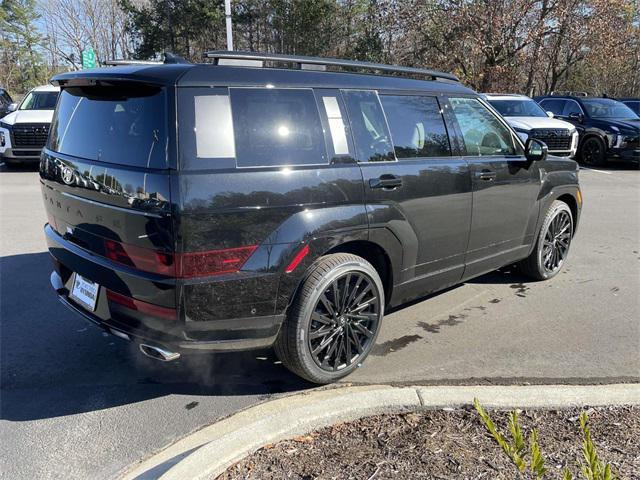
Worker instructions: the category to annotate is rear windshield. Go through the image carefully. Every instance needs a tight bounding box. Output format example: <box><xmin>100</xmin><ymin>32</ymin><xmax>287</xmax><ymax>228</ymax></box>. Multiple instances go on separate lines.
<box><xmin>48</xmin><ymin>85</ymin><xmax>167</xmax><ymax>168</ymax></box>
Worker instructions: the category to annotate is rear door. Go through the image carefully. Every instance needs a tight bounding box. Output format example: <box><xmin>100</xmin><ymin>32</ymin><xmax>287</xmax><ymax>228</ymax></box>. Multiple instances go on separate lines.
<box><xmin>41</xmin><ymin>82</ymin><xmax>175</xmax><ymax>306</ymax></box>
<box><xmin>447</xmin><ymin>96</ymin><xmax>540</xmax><ymax>278</ymax></box>
<box><xmin>344</xmin><ymin>90</ymin><xmax>473</xmax><ymax>298</ymax></box>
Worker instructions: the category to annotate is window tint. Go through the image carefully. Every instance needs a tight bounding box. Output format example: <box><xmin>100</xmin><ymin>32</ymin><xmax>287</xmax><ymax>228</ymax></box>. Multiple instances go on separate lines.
<box><xmin>563</xmin><ymin>100</ymin><xmax>583</xmax><ymax>116</ymax></box>
<box><xmin>230</xmin><ymin>88</ymin><xmax>326</xmax><ymax>167</ymax></box>
<box><xmin>20</xmin><ymin>91</ymin><xmax>59</xmax><ymax>110</ymax></box>
<box><xmin>49</xmin><ymin>86</ymin><xmax>167</xmax><ymax>168</ymax></box>
<box><xmin>625</xmin><ymin>101</ymin><xmax>640</xmax><ymax>114</ymax></box>
<box><xmin>342</xmin><ymin>90</ymin><xmax>395</xmax><ymax>162</ymax></box>
<box><xmin>380</xmin><ymin>95</ymin><xmax>451</xmax><ymax>158</ymax></box>
<box><xmin>449</xmin><ymin>97</ymin><xmax>517</xmax><ymax>156</ymax></box>
<box><xmin>539</xmin><ymin>99</ymin><xmax>565</xmax><ymax>115</ymax></box>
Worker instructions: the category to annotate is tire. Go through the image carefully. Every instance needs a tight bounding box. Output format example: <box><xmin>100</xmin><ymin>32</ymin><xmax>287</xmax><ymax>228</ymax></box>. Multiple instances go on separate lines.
<box><xmin>518</xmin><ymin>200</ymin><xmax>574</xmax><ymax>281</ymax></box>
<box><xmin>579</xmin><ymin>136</ymin><xmax>606</xmax><ymax>166</ymax></box>
<box><xmin>274</xmin><ymin>253</ymin><xmax>384</xmax><ymax>384</ymax></box>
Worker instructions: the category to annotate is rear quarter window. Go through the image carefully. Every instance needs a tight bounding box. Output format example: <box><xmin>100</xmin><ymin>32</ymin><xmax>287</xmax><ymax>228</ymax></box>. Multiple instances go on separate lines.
<box><xmin>49</xmin><ymin>86</ymin><xmax>167</xmax><ymax>169</ymax></box>
<box><xmin>178</xmin><ymin>87</ymin><xmax>327</xmax><ymax>169</ymax></box>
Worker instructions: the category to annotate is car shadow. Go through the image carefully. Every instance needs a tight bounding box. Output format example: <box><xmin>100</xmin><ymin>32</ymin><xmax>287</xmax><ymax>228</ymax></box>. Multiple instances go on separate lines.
<box><xmin>0</xmin><ymin>252</ymin><xmax>312</xmax><ymax>422</ymax></box>
<box><xmin>579</xmin><ymin>161</ymin><xmax>639</xmax><ymax>171</ymax></box>
<box><xmin>0</xmin><ymin>162</ymin><xmax>40</xmax><ymax>173</ymax></box>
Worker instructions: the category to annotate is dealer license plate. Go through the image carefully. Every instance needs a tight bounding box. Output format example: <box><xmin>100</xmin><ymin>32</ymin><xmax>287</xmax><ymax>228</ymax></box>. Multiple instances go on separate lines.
<box><xmin>69</xmin><ymin>274</ymin><xmax>99</xmax><ymax>312</ymax></box>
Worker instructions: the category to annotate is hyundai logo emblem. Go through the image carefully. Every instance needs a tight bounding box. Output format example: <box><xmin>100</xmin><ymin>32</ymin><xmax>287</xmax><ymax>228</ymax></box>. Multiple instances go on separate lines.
<box><xmin>61</xmin><ymin>166</ymin><xmax>75</xmax><ymax>185</ymax></box>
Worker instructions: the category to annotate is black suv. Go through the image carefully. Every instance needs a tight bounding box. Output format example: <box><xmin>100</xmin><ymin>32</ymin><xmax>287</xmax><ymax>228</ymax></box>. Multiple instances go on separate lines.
<box><xmin>536</xmin><ymin>95</ymin><xmax>640</xmax><ymax>166</ymax></box>
<box><xmin>618</xmin><ymin>98</ymin><xmax>640</xmax><ymax>116</ymax></box>
<box><xmin>41</xmin><ymin>52</ymin><xmax>582</xmax><ymax>383</ymax></box>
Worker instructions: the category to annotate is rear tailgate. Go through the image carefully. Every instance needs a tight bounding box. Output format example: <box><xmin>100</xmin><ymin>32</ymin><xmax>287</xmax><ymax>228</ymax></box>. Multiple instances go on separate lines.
<box><xmin>40</xmin><ymin>82</ymin><xmax>177</xmax><ymax>325</ymax></box>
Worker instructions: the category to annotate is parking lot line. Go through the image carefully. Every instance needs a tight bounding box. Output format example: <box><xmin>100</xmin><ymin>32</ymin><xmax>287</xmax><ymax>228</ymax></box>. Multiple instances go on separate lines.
<box><xmin>580</xmin><ymin>167</ymin><xmax>612</xmax><ymax>175</ymax></box>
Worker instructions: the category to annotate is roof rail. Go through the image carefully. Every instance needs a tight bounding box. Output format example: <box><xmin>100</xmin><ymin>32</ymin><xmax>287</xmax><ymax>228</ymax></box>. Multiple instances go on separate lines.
<box><xmin>202</xmin><ymin>50</ymin><xmax>460</xmax><ymax>82</ymax></box>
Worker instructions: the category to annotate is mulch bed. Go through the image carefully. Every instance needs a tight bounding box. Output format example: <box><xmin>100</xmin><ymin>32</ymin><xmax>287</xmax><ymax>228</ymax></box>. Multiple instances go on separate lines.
<box><xmin>219</xmin><ymin>405</ymin><xmax>639</xmax><ymax>479</ymax></box>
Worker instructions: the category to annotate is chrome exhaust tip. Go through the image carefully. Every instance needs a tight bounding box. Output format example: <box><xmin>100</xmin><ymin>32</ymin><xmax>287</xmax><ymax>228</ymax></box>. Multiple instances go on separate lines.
<box><xmin>139</xmin><ymin>344</ymin><xmax>181</xmax><ymax>362</ymax></box>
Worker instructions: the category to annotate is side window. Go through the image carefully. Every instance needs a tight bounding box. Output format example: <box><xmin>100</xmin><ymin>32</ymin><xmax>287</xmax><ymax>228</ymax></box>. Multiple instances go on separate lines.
<box><xmin>563</xmin><ymin>100</ymin><xmax>583</xmax><ymax>116</ymax></box>
<box><xmin>449</xmin><ymin>97</ymin><xmax>517</xmax><ymax>156</ymax></box>
<box><xmin>342</xmin><ymin>90</ymin><xmax>395</xmax><ymax>162</ymax></box>
<box><xmin>230</xmin><ymin>88</ymin><xmax>327</xmax><ymax>167</ymax></box>
<box><xmin>629</xmin><ymin>102</ymin><xmax>640</xmax><ymax>114</ymax></box>
<box><xmin>539</xmin><ymin>99</ymin><xmax>565</xmax><ymax>116</ymax></box>
<box><xmin>379</xmin><ymin>95</ymin><xmax>451</xmax><ymax>158</ymax></box>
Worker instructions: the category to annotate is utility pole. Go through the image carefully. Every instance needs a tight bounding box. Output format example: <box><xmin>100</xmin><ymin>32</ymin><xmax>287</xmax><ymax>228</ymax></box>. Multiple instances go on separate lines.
<box><xmin>225</xmin><ymin>0</ymin><xmax>233</xmax><ymax>51</ymax></box>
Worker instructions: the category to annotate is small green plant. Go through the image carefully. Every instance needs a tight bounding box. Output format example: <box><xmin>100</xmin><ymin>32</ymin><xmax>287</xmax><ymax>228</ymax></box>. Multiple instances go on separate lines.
<box><xmin>473</xmin><ymin>399</ymin><xmax>616</xmax><ymax>479</ymax></box>
<box><xmin>473</xmin><ymin>398</ymin><xmax>546</xmax><ymax>477</ymax></box>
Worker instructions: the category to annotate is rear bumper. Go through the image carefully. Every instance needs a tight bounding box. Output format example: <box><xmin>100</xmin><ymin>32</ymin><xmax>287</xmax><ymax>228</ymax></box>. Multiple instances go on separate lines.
<box><xmin>46</xmin><ymin>224</ymin><xmax>284</xmax><ymax>353</ymax></box>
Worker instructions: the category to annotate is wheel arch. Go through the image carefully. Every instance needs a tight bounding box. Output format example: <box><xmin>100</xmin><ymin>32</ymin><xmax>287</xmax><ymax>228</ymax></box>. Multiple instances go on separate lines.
<box><xmin>556</xmin><ymin>193</ymin><xmax>579</xmax><ymax>234</ymax></box>
<box><xmin>326</xmin><ymin>240</ymin><xmax>394</xmax><ymax>306</ymax></box>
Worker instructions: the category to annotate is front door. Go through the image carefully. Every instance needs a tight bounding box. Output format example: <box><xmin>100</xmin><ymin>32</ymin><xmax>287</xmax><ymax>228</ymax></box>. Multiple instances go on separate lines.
<box><xmin>342</xmin><ymin>90</ymin><xmax>473</xmax><ymax>301</ymax></box>
<box><xmin>447</xmin><ymin>96</ymin><xmax>541</xmax><ymax>278</ymax></box>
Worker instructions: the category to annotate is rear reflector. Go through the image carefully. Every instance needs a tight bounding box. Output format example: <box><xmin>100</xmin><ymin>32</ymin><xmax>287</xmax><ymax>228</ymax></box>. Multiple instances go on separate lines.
<box><xmin>285</xmin><ymin>244</ymin><xmax>309</xmax><ymax>273</ymax></box>
<box><xmin>106</xmin><ymin>289</ymin><xmax>177</xmax><ymax>320</ymax></box>
<box><xmin>103</xmin><ymin>238</ymin><xmax>257</xmax><ymax>278</ymax></box>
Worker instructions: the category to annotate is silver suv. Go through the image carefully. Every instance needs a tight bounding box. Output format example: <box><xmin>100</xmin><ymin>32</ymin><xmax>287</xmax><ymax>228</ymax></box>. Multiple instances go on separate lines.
<box><xmin>484</xmin><ymin>93</ymin><xmax>578</xmax><ymax>158</ymax></box>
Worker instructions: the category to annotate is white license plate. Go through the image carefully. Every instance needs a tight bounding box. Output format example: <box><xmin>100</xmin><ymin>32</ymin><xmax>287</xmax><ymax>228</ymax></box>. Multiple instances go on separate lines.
<box><xmin>70</xmin><ymin>274</ymin><xmax>99</xmax><ymax>312</ymax></box>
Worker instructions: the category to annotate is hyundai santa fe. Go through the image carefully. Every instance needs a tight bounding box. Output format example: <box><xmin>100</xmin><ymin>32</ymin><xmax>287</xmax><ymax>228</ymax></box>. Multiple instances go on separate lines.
<box><xmin>41</xmin><ymin>52</ymin><xmax>582</xmax><ymax>383</ymax></box>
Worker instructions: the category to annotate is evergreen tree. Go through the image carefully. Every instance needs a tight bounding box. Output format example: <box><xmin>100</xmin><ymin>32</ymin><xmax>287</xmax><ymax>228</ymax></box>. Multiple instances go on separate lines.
<box><xmin>0</xmin><ymin>0</ymin><xmax>47</xmax><ymax>93</ymax></box>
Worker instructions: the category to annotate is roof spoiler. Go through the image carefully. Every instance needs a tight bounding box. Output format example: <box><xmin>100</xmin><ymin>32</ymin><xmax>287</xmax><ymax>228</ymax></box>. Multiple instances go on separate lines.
<box><xmin>203</xmin><ymin>50</ymin><xmax>460</xmax><ymax>82</ymax></box>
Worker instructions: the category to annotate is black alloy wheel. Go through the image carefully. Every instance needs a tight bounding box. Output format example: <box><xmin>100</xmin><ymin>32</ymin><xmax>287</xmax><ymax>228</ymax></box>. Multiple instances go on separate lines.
<box><xmin>274</xmin><ymin>253</ymin><xmax>384</xmax><ymax>384</ymax></box>
<box><xmin>308</xmin><ymin>271</ymin><xmax>380</xmax><ymax>372</ymax></box>
<box><xmin>540</xmin><ymin>208</ymin><xmax>572</xmax><ymax>274</ymax></box>
<box><xmin>580</xmin><ymin>137</ymin><xmax>606</xmax><ymax>166</ymax></box>
<box><xmin>519</xmin><ymin>200</ymin><xmax>574</xmax><ymax>280</ymax></box>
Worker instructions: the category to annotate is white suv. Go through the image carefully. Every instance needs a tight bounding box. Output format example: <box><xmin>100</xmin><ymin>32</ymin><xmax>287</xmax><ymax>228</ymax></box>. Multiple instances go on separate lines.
<box><xmin>0</xmin><ymin>84</ymin><xmax>60</xmax><ymax>166</ymax></box>
<box><xmin>484</xmin><ymin>93</ymin><xmax>579</xmax><ymax>158</ymax></box>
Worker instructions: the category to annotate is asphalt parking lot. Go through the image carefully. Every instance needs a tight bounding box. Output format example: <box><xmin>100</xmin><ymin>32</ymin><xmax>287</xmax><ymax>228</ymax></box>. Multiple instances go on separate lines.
<box><xmin>1</xmin><ymin>163</ymin><xmax>638</xmax><ymax>480</ymax></box>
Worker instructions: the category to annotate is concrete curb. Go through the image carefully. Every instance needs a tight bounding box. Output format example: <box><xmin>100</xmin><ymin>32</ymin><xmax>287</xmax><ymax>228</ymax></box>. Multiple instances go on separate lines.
<box><xmin>121</xmin><ymin>383</ymin><xmax>640</xmax><ymax>480</ymax></box>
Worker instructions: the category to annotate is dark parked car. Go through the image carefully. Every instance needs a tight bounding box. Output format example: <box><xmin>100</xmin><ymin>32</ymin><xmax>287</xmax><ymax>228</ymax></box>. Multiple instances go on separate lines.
<box><xmin>41</xmin><ymin>52</ymin><xmax>582</xmax><ymax>384</ymax></box>
<box><xmin>618</xmin><ymin>98</ymin><xmax>640</xmax><ymax>116</ymax></box>
<box><xmin>0</xmin><ymin>88</ymin><xmax>14</xmax><ymax>118</ymax></box>
<box><xmin>535</xmin><ymin>95</ymin><xmax>640</xmax><ymax>166</ymax></box>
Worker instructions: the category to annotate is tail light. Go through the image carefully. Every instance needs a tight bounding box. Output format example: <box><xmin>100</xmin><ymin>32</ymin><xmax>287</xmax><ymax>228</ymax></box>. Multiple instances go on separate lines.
<box><xmin>104</xmin><ymin>239</ymin><xmax>174</xmax><ymax>276</ymax></box>
<box><xmin>176</xmin><ymin>246</ymin><xmax>258</xmax><ymax>278</ymax></box>
<box><xmin>103</xmin><ymin>239</ymin><xmax>257</xmax><ymax>278</ymax></box>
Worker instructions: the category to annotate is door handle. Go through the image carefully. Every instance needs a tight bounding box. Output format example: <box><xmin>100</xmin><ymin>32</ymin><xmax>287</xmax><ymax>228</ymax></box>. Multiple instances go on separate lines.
<box><xmin>476</xmin><ymin>170</ymin><xmax>497</xmax><ymax>181</ymax></box>
<box><xmin>369</xmin><ymin>174</ymin><xmax>403</xmax><ymax>190</ymax></box>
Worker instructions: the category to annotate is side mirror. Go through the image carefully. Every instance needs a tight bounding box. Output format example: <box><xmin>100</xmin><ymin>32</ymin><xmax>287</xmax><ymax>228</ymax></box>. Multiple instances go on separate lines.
<box><xmin>546</xmin><ymin>111</ymin><xmax>554</xmax><ymax>118</ymax></box>
<box><xmin>525</xmin><ymin>138</ymin><xmax>548</xmax><ymax>162</ymax></box>
<box><xmin>7</xmin><ymin>103</ymin><xmax>17</xmax><ymax>113</ymax></box>
<box><xmin>568</xmin><ymin>112</ymin><xmax>583</xmax><ymax>123</ymax></box>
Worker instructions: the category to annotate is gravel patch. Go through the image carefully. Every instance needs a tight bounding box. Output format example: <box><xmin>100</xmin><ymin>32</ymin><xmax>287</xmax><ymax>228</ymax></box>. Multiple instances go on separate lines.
<box><xmin>219</xmin><ymin>406</ymin><xmax>639</xmax><ymax>479</ymax></box>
